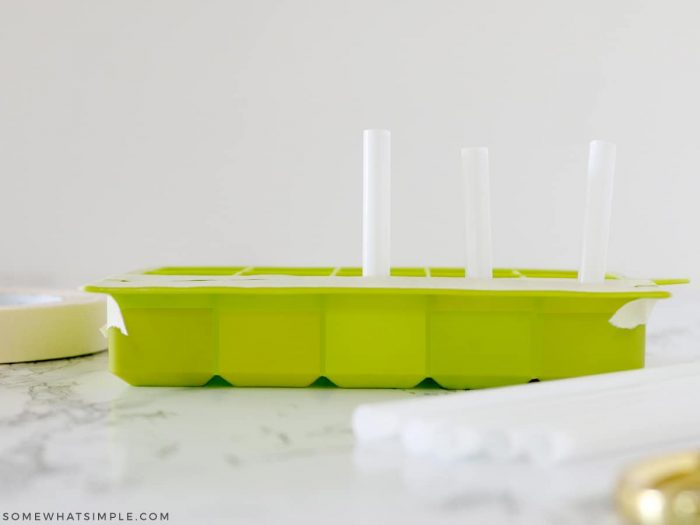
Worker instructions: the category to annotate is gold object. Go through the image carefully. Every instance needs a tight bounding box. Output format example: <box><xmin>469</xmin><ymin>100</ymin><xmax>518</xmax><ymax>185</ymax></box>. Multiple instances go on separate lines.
<box><xmin>617</xmin><ymin>451</ymin><xmax>700</xmax><ymax>524</ymax></box>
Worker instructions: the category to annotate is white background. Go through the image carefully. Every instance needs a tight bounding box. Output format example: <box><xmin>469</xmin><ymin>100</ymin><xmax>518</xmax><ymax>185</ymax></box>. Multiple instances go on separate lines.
<box><xmin>1</xmin><ymin>0</ymin><xmax>698</xmax><ymax>287</ymax></box>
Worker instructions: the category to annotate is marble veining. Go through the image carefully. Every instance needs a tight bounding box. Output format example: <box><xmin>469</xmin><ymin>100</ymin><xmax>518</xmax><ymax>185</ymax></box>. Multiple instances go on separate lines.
<box><xmin>0</xmin><ymin>287</ymin><xmax>698</xmax><ymax>525</ymax></box>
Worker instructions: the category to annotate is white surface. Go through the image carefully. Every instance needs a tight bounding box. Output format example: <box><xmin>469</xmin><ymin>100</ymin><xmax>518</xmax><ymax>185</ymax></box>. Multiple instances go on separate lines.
<box><xmin>0</xmin><ymin>1</ymin><xmax>699</xmax><ymax>288</ymax></box>
<box><xmin>0</xmin><ymin>286</ymin><xmax>698</xmax><ymax>524</ymax></box>
<box><xmin>363</xmin><ymin>129</ymin><xmax>391</xmax><ymax>277</ymax></box>
<box><xmin>461</xmin><ymin>147</ymin><xmax>493</xmax><ymax>279</ymax></box>
<box><xmin>579</xmin><ymin>141</ymin><xmax>616</xmax><ymax>283</ymax></box>
<box><xmin>88</xmin><ymin>270</ymin><xmax>668</xmax><ymax>293</ymax></box>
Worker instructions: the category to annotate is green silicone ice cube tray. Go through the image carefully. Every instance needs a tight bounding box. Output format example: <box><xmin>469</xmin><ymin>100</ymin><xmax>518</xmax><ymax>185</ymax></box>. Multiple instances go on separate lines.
<box><xmin>84</xmin><ymin>267</ymin><xmax>682</xmax><ymax>389</ymax></box>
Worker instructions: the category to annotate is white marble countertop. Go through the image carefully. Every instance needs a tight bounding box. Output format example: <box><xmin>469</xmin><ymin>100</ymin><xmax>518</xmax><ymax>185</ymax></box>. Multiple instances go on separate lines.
<box><xmin>1</xmin><ymin>287</ymin><xmax>699</xmax><ymax>525</ymax></box>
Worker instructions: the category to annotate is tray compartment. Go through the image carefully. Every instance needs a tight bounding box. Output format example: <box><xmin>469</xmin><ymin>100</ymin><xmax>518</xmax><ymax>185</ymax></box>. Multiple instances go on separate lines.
<box><xmin>111</xmin><ymin>294</ymin><xmax>216</xmax><ymax>386</ymax></box>
<box><xmin>324</xmin><ymin>294</ymin><xmax>426</xmax><ymax>388</ymax></box>
<box><xmin>218</xmin><ymin>295</ymin><xmax>322</xmax><ymax>386</ymax></box>
<box><xmin>538</xmin><ymin>297</ymin><xmax>645</xmax><ymax>379</ymax></box>
<box><xmin>429</xmin><ymin>296</ymin><xmax>535</xmax><ymax>389</ymax></box>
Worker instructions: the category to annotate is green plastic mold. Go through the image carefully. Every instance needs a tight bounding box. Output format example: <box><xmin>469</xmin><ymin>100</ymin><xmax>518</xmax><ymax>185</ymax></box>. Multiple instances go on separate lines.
<box><xmin>83</xmin><ymin>267</ymin><xmax>682</xmax><ymax>389</ymax></box>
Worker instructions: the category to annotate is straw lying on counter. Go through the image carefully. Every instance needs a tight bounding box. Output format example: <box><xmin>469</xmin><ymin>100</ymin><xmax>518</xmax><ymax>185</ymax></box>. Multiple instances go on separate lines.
<box><xmin>353</xmin><ymin>361</ymin><xmax>700</xmax><ymax>443</ymax></box>
<box><xmin>352</xmin><ymin>361</ymin><xmax>700</xmax><ymax>464</ymax></box>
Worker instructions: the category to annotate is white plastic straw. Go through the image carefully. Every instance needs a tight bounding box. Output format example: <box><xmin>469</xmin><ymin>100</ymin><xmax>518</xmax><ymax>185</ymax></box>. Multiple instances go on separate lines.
<box><xmin>352</xmin><ymin>361</ymin><xmax>700</xmax><ymax>443</ymax></box>
<box><xmin>517</xmin><ymin>376</ymin><xmax>700</xmax><ymax>464</ymax></box>
<box><xmin>394</xmin><ymin>370</ymin><xmax>700</xmax><ymax>464</ymax></box>
<box><xmin>392</xmin><ymin>371</ymin><xmax>700</xmax><ymax>464</ymax></box>
<box><xmin>461</xmin><ymin>147</ymin><xmax>493</xmax><ymax>279</ymax></box>
<box><xmin>363</xmin><ymin>129</ymin><xmax>391</xmax><ymax>277</ymax></box>
<box><xmin>579</xmin><ymin>140</ymin><xmax>616</xmax><ymax>284</ymax></box>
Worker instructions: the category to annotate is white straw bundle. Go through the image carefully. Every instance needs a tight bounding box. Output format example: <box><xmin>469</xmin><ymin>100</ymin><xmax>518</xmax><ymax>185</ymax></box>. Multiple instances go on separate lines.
<box><xmin>353</xmin><ymin>361</ymin><xmax>700</xmax><ymax>464</ymax></box>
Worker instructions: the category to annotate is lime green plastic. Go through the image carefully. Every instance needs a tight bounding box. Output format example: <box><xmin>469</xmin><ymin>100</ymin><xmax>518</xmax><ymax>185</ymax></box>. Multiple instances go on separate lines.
<box><xmin>84</xmin><ymin>267</ymin><xmax>676</xmax><ymax>389</ymax></box>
